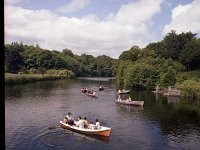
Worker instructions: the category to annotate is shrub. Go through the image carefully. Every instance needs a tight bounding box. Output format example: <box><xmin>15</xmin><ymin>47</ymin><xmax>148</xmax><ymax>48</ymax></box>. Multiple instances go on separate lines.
<box><xmin>176</xmin><ymin>80</ymin><xmax>200</xmax><ymax>99</ymax></box>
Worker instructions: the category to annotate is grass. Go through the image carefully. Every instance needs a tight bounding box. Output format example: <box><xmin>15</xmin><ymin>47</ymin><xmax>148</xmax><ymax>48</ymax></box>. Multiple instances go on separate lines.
<box><xmin>5</xmin><ymin>73</ymin><xmax>65</xmax><ymax>85</ymax></box>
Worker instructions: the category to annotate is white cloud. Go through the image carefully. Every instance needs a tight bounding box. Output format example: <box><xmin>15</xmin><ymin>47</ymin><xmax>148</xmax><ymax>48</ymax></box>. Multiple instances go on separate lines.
<box><xmin>56</xmin><ymin>0</ymin><xmax>91</xmax><ymax>13</ymax></box>
<box><xmin>111</xmin><ymin>0</ymin><xmax>163</xmax><ymax>26</ymax></box>
<box><xmin>163</xmin><ymin>0</ymin><xmax>200</xmax><ymax>35</ymax></box>
<box><xmin>5</xmin><ymin>0</ymin><xmax>164</xmax><ymax>58</ymax></box>
<box><xmin>5</xmin><ymin>0</ymin><xmax>30</xmax><ymax>5</ymax></box>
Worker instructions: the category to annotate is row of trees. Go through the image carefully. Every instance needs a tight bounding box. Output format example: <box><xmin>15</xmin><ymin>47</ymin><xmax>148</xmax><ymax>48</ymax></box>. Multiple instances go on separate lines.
<box><xmin>115</xmin><ymin>31</ymin><xmax>200</xmax><ymax>98</ymax></box>
<box><xmin>5</xmin><ymin>42</ymin><xmax>116</xmax><ymax>77</ymax></box>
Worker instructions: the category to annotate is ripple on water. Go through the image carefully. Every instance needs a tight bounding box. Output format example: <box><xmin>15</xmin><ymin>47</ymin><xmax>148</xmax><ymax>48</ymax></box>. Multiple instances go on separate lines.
<box><xmin>37</xmin><ymin>128</ymin><xmax>110</xmax><ymax>150</ymax></box>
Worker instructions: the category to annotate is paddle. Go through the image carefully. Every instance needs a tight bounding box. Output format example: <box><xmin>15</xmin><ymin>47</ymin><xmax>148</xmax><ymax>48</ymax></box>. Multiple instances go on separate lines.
<box><xmin>48</xmin><ymin>124</ymin><xmax>61</xmax><ymax>129</ymax></box>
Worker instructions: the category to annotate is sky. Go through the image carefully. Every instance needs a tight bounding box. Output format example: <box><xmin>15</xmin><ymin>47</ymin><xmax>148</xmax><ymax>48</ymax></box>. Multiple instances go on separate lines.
<box><xmin>4</xmin><ymin>0</ymin><xmax>200</xmax><ymax>58</ymax></box>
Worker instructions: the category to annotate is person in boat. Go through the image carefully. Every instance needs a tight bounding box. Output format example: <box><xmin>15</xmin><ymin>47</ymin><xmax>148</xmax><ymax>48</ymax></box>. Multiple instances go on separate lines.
<box><xmin>83</xmin><ymin>117</ymin><xmax>89</xmax><ymax>128</ymax></box>
<box><xmin>89</xmin><ymin>122</ymin><xmax>95</xmax><ymax>130</ymax></box>
<box><xmin>126</xmin><ymin>97</ymin><xmax>131</xmax><ymax>102</ymax></box>
<box><xmin>118</xmin><ymin>95</ymin><xmax>122</xmax><ymax>101</ymax></box>
<box><xmin>76</xmin><ymin>116</ymin><xmax>84</xmax><ymax>128</ymax></box>
<box><xmin>65</xmin><ymin>112</ymin><xmax>75</xmax><ymax>125</ymax></box>
<box><xmin>94</xmin><ymin>119</ymin><xmax>101</xmax><ymax>129</ymax></box>
<box><xmin>93</xmin><ymin>91</ymin><xmax>97</xmax><ymax>96</ymax></box>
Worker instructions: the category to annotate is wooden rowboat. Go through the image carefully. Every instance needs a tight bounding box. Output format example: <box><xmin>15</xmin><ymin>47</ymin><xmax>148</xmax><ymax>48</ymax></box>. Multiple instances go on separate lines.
<box><xmin>86</xmin><ymin>92</ymin><xmax>98</xmax><ymax>98</ymax></box>
<box><xmin>115</xmin><ymin>99</ymin><xmax>144</xmax><ymax>106</ymax></box>
<box><xmin>81</xmin><ymin>88</ymin><xmax>88</xmax><ymax>93</ymax></box>
<box><xmin>60</xmin><ymin>121</ymin><xmax>111</xmax><ymax>137</ymax></box>
<box><xmin>117</xmin><ymin>90</ymin><xmax>130</xmax><ymax>94</ymax></box>
<box><xmin>99</xmin><ymin>86</ymin><xmax>104</xmax><ymax>91</ymax></box>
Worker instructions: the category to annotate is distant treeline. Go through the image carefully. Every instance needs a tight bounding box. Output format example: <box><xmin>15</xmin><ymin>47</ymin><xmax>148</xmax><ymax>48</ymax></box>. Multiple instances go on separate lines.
<box><xmin>5</xmin><ymin>43</ymin><xmax>116</xmax><ymax>77</ymax></box>
<box><xmin>4</xmin><ymin>31</ymin><xmax>200</xmax><ymax>98</ymax></box>
<box><xmin>115</xmin><ymin>31</ymin><xmax>200</xmax><ymax>99</ymax></box>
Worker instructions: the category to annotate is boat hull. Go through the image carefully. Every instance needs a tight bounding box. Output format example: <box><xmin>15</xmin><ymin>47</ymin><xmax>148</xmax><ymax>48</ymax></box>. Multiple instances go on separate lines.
<box><xmin>117</xmin><ymin>90</ymin><xmax>130</xmax><ymax>94</ymax></box>
<box><xmin>115</xmin><ymin>100</ymin><xmax>144</xmax><ymax>106</ymax></box>
<box><xmin>60</xmin><ymin>121</ymin><xmax>111</xmax><ymax>137</ymax></box>
<box><xmin>86</xmin><ymin>93</ymin><xmax>98</xmax><ymax>98</ymax></box>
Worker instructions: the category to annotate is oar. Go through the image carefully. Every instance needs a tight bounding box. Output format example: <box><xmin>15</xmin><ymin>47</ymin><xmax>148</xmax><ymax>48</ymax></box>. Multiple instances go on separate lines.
<box><xmin>48</xmin><ymin>124</ymin><xmax>61</xmax><ymax>129</ymax></box>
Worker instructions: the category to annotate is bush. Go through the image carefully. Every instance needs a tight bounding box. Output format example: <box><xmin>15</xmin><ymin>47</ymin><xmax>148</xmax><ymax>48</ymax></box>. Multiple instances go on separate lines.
<box><xmin>176</xmin><ymin>80</ymin><xmax>200</xmax><ymax>99</ymax></box>
<box><xmin>123</xmin><ymin>63</ymin><xmax>159</xmax><ymax>89</ymax></box>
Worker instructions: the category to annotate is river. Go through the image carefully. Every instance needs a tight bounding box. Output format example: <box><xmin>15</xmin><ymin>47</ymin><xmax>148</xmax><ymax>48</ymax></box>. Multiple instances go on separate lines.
<box><xmin>5</xmin><ymin>78</ymin><xmax>200</xmax><ymax>150</ymax></box>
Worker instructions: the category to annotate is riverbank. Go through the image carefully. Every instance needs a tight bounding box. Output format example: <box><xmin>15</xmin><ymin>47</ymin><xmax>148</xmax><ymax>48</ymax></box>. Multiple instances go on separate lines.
<box><xmin>5</xmin><ymin>73</ymin><xmax>70</xmax><ymax>85</ymax></box>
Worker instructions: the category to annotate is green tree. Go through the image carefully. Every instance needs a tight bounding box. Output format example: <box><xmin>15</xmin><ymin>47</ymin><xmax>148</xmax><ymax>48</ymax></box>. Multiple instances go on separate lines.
<box><xmin>116</xmin><ymin>61</ymin><xmax>131</xmax><ymax>84</ymax></box>
<box><xmin>119</xmin><ymin>46</ymin><xmax>140</xmax><ymax>62</ymax></box>
<box><xmin>176</xmin><ymin>80</ymin><xmax>200</xmax><ymax>99</ymax></box>
<box><xmin>160</xmin><ymin>67</ymin><xmax>176</xmax><ymax>87</ymax></box>
<box><xmin>5</xmin><ymin>50</ymin><xmax>24</xmax><ymax>73</ymax></box>
<box><xmin>180</xmin><ymin>39</ymin><xmax>200</xmax><ymax>70</ymax></box>
<box><xmin>162</xmin><ymin>30</ymin><xmax>196</xmax><ymax>60</ymax></box>
<box><xmin>62</xmin><ymin>49</ymin><xmax>74</xmax><ymax>57</ymax></box>
<box><xmin>123</xmin><ymin>63</ymin><xmax>159</xmax><ymax>89</ymax></box>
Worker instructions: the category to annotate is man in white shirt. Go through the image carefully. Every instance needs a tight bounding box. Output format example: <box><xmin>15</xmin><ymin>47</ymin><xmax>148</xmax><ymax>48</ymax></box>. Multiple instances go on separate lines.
<box><xmin>76</xmin><ymin>116</ymin><xmax>84</xmax><ymax>128</ymax></box>
<box><xmin>95</xmin><ymin>119</ymin><xmax>101</xmax><ymax>129</ymax></box>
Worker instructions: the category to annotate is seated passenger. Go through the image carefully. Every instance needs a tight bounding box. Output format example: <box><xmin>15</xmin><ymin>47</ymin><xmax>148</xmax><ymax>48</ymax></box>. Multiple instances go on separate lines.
<box><xmin>76</xmin><ymin>116</ymin><xmax>84</xmax><ymax>128</ymax></box>
<box><xmin>83</xmin><ymin>117</ymin><xmax>89</xmax><ymax>128</ymax></box>
<box><xmin>89</xmin><ymin>122</ymin><xmax>95</xmax><ymax>130</ymax></box>
<box><xmin>94</xmin><ymin>119</ymin><xmax>101</xmax><ymax>129</ymax></box>
<box><xmin>65</xmin><ymin>112</ymin><xmax>74</xmax><ymax>125</ymax></box>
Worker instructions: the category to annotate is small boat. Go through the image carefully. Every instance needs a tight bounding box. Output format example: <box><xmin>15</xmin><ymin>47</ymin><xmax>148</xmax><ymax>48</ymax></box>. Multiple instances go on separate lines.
<box><xmin>99</xmin><ymin>86</ymin><xmax>104</xmax><ymax>91</ymax></box>
<box><xmin>117</xmin><ymin>90</ymin><xmax>130</xmax><ymax>94</ymax></box>
<box><xmin>81</xmin><ymin>88</ymin><xmax>88</xmax><ymax>93</ymax></box>
<box><xmin>60</xmin><ymin>121</ymin><xmax>111</xmax><ymax>137</ymax></box>
<box><xmin>86</xmin><ymin>92</ymin><xmax>98</xmax><ymax>98</ymax></box>
<box><xmin>115</xmin><ymin>99</ymin><xmax>144</xmax><ymax>106</ymax></box>
<box><xmin>86</xmin><ymin>91</ymin><xmax>98</xmax><ymax>97</ymax></box>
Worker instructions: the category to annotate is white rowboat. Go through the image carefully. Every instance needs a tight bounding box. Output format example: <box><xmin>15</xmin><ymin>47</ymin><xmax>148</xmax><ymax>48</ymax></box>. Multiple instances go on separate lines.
<box><xmin>60</xmin><ymin>121</ymin><xmax>111</xmax><ymax>137</ymax></box>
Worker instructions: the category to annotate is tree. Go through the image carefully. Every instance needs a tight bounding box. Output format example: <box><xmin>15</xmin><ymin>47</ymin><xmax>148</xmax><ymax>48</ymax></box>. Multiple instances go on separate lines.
<box><xmin>180</xmin><ymin>39</ymin><xmax>200</xmax><ymax>70</ymax></box>
<box><xmin>5</xmin><ymin>50</ymin><xmax>24</xmax><ymax>73</ymax></box>
<box><xmin>62</xmin><ymin>49</ymin><xmax>74</xmax><ymax>57</ymax></box>
<box><xmin>162</xmin><ymin>30</ymin><xmax>196</xmax><ymax>60</ymax></box>
<box><xmin>160</xmin><ymin>67</ymin><xmax>176</xmax><ymax>87</ymax></box>
<box><xmin>176</xmin><ymin>80</ymin><xmax>200</xmax><ymax>99</ymax></box>
<box><xmin>123</xmin><ymin>63</ymin><xmax>159</xmax><ymax>89</ymax></box>
<box><xmin>119</xmin><ymin>46</ymin><xmax>140</xmax><ymax>62</ymax></box>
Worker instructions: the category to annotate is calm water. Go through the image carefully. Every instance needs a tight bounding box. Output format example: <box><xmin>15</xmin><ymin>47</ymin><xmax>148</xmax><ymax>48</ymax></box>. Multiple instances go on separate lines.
<box><xmin>5</xmin><ymin>78</ymin><xmax>200</xmax><ymax>150</ymax></box>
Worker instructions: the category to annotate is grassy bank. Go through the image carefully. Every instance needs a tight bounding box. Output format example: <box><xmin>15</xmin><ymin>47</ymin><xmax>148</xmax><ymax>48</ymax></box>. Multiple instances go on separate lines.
<box><xmin>5</xmin><ymin>73</ymin><xmax>69</xmax><ymax>85</ymax></box>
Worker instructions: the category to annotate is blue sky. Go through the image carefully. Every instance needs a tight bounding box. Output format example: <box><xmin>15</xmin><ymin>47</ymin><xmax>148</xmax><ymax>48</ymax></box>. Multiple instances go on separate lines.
<box><xmin>4</xmin><ymin>0</ymin><xmax>200</xmax><ymax>58</ymax></box>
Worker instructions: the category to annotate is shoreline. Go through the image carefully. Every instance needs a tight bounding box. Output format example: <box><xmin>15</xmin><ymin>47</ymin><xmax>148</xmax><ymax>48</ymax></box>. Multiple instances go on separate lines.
<box><xmin>5</xmin><ymin>73</ymin><xmax>71</xmax><ymax>85</ymax></box>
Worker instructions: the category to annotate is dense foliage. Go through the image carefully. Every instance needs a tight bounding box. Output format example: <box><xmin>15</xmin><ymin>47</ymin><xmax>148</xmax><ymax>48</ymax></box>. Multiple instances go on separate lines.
<box><xmin>176</xmin><ymin>80</ymin><xmax>200</xmax><ymax>99</ymax></box>
<box><xmin>115</xmin><ymin>31</ymin><xmax>200</xmax><ymax>95</ymax></box>
<box><xmin>4</xmin><ymin>43</ymin><xmax>116</xmax><ymax>77</ymax></box>
<box><xmin>4</xmin><ymin>31</ymin><xmax>200</xmax><ymax>99</ymax></box>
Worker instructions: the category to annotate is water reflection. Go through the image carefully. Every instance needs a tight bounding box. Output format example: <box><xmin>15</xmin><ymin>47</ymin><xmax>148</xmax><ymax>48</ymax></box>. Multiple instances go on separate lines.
<box><xmin>5</xmin><ymin>78</ymin><xmax>200</xmax><ymax>150</ymax></box>
<box><xmin>116</xmin><ymin>104</ymin><xmax>143</xmax><ymax>112</ymax></box>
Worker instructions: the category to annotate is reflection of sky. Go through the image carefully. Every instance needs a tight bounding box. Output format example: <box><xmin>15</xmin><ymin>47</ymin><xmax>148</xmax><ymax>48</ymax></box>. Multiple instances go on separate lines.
<box><xmin>5</xmin><ymin>78</ymin><xmax>200</xmax><ymax>149</ymax></box>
